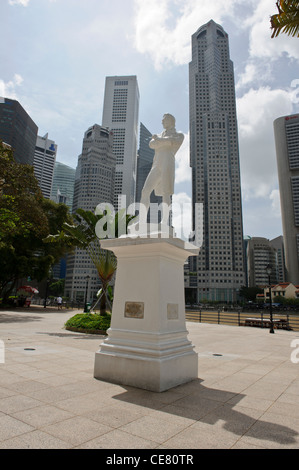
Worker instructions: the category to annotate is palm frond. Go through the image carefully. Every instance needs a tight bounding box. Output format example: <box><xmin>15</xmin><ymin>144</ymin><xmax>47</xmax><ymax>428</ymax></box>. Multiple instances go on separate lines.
<box><xmin>271</xmin><ymin>0</ymin><xmax>299</xmax><ymax>38</ymax></box>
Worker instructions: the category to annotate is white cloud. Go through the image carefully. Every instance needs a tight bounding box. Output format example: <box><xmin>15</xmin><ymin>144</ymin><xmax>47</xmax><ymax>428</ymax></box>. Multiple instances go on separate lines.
<box><xmin>133</xmin><ymin>0</ymin><xmax>244</xmax><ymax>69</ymax></box>
<box><xmin>175</xmin><ymin>132</ymin><xmax>191</xmax><ymax>184</ymax></box>
<box><xmin>270</xmin><ymin>189</ymin><xmax>281</xmax><ymax>216</ymax></box>
<box><xmin>0</xmin><ymin>74</ymin><xmax>23</xmax><ymax>100</ymax></box>
<box><xmin>8</xmin><ymin>0</ymin><xmax>30</xmax><ymax>6</ymax></box>
<box><xmin>237</xmin><ymin>86</ymin><xmax>293</xmax><ymax>200</ymax></box>
<box><xmin>245</xmin><ymin>0</ymin><xmax>299</xmax><ymax>61</ymax></box>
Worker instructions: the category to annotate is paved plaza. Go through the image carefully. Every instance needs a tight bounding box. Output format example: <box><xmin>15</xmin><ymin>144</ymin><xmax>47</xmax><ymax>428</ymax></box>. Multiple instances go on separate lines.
<box><xmin>0</xmin><ymin>306</ymin><xmax>298</xmax><ymax>449</ymax></box>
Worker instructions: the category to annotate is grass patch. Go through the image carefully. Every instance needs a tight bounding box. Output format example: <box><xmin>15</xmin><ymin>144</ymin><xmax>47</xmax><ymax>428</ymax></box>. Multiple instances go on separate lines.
<box><xmin>64</xmin><ymin>312</ymin><xmax>111</xmax><ymax>335</ymax></box>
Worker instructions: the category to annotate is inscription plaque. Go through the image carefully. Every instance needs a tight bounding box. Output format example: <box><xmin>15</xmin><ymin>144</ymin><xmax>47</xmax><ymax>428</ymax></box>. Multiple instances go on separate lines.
<box><xmin>125</xmin><ymin>302</ymin><xmax>144</xmax><ymax>319</ymax></box>
<box><xmin>167</xmin><ymin>303</ymin><xmax>179</xmax><ymax>320</ymax></box>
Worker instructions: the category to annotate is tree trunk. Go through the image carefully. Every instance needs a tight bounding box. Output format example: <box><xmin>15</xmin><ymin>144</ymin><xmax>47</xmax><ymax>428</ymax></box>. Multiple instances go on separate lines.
<box><xmin>99</xmin><ymin>282</ymin><xmax>107</xmax><ymax>316</ymax></box>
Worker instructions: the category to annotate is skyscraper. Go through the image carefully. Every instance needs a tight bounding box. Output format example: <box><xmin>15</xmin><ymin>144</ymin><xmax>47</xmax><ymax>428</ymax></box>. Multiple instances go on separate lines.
<box><xmin>102</xmin><ymin>76</ymin><xmax>139</xmax><ymax>208</ymax></box>
<box><xmin>33</xmin><ymin>133</ymin><xmax>57</xmax><ymax>199</ymax></box>
<box><xmin>64</xmin><ymin>124</ymin><xmax>116</xmax><ymax>302</ymax></box>
<box><xmin>274</xmin><ymin>113</ymin><xmax>299</xmax><ymax>284</ymax></box>
<box><xmin>247</xmin><ymin>237</ymin><xmax>278</xmax><ymax>287</ymax></box>
<box><xmin>270</xmin><ymin>236</ymin><xmax>287</xmax><ymax>283</ymax></box>
<box><xmin>51</xmin><ymin>162</ymin><xmax>76</xmax><ymax>211</ymax></box>
<box><xmin>189</xmin><ymin>20</ymin><xmax>245</xmax><ymax>302</ymax></box>
<box><xmin>0</xmin><ymin>97</ymin><xmax>38</xmax><ymax>165</ymax></box>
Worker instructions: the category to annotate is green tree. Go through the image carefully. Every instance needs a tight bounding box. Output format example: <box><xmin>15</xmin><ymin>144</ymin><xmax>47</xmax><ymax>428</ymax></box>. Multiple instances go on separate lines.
<box><xmin>45</xmin><ymin>207</ymin><xmax>135</xmax><ymax>315</ymax></box>
<box><xmin>0</xmin><ymin>140</ymin><xmax>73</xmax><ymax>302</ymax></box>
<box><xmin>270</xmin><ymin>0</ymin><xmax>299</xmax><ymax>38</ymax></box>
<box><xmin>49</xmin><ymin>279</ymin><xmax>65</xmax><ymax>297</ymax></box>
<box><xmin>239</xmin><ymin>286</ymin><xmax>263</xmax><ymax>302</ymax></box>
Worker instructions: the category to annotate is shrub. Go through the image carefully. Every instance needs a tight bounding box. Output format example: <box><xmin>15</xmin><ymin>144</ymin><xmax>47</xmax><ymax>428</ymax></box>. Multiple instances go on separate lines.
<box><xmin>64</xmin><ymin>312</ymin><xmax>111</xmax><ymax>334</ymax></box>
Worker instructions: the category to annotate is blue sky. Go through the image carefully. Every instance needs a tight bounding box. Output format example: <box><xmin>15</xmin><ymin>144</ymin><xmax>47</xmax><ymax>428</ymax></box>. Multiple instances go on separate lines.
<box><xmin>1</xmin><ymin>0</ymin><xmax>299</xmax><ymax>240</ymax></box>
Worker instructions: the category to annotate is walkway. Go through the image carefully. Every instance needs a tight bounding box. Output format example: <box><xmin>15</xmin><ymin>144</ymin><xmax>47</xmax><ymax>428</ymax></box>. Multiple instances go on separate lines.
<box><xmin>0</xmin><ymin>306</ymin><xmax>298</xmax><ymax>449</ymax></box>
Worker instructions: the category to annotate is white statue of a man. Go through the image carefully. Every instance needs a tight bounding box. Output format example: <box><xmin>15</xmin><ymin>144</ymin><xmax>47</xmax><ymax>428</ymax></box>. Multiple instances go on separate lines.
<box><xmin>140</xmin><ymin>113</ymin><xmax>184</xmax><ymax>226</ymax></box>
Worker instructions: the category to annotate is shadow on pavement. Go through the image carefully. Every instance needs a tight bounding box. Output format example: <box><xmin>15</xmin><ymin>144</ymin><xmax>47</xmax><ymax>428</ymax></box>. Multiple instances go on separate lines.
<box><xmin>0</xmin><ymin>313</ymin><xmax>43</xmax><ymax>323</ymax></box>
<box><xmin>113</xmin><ymin>380</ymin><xmax>298</xmax><ymax>446</ymax></box>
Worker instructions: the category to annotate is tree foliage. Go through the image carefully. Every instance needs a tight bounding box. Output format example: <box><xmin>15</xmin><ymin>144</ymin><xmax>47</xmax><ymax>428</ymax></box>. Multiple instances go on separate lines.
<box><xmin>45</xmin><ymin>207</ymin><xmax>135</xmax><ymax>314</ymax></box>
<box><xmin>239</xmin><ymin>286</ymin><xmax>263</xmax><ymax>302</ymax></box>
<box><xmin>0</xmin><ymin>140</ymin><xmax>73</xmax><ymax>301</ymax></box>
<box><xmin>270</xmin><ymin>0</ymin><xmax>299</xmax><ymax>38</ymax></box>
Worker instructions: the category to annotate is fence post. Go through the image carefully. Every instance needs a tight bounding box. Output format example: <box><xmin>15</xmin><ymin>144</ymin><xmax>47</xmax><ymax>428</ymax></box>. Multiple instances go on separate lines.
<box><xmin>238</xmin><ymin>310</ymin><xmax>240</xmax><ymax>326</ymax></box>
<box><xmin>218</xmin><ymin>309</ymin><xmax>220</xmax><ymax>324</ymax></box>
<box><xmin>199</xmin><ymin>309</ymin><xmax>202</xmax><ymax>323</ymax></box>
<box><xmin>261</xmin><ymin>311</ymin><xmax>264</xmax><ymax>328</ymax></box>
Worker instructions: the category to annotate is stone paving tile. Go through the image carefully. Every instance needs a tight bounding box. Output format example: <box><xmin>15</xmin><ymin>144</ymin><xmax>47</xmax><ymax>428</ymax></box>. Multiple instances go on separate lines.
<box><xmin>0</xmin><ymin>430</ymin><xmax>72</xmax><ymax>449</ymax></box>
<box><xmin>0</xmin><ymin>414</ymin><xmax>34</xmax><ymax>442</ymax></box>
<box><xmin>159</xmin><ymin>422</ymin><xmax>238</xmax><ymax>449</ymax></box>
<box><xmin>75</xmin><ymin>429</ymin><xmax>158</xmax><ymax>449</ymax></box>
<box><xmin>54</xmin><ymin>391</ymin><xmax>115</xmax><ymax>414</ymax></box>
<box><xmin>5</xmin><ymin>379</ymin><xmax>50</xmax><ymax>394</ymax></box>
<box><xmin>119</xmin><ymin>414</ymin><xmax>189</xmax><ymax>444</ymax></box>
<box><xmin>0</xmin><ymin>394</ymin><xmax>43</xmax><ymax>414</ymax></box>
<box><xmin>41</xmin><ymin>416</ymin><xmax>114</xmax><ymax>447</ymax></box>
<box><xmin>82</xmin><ymin>402</ymin><xmax>146</xmax><ymax>428</ymax></box>
<box><xmin>227</xmin><ymin>393</ymin><xmax>274</xmax><ymax>412</ymax></box>
<box><xmin>11</xmin><ymin>404</ymin><xmax>75</xmax><ymax>427</ymax></box>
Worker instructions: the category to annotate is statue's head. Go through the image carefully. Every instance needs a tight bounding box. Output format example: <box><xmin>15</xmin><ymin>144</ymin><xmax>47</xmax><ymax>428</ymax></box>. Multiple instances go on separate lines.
<box><xmin>162</xmin><ymin>113</ymin><xmax>176</xmax><ymax>129</ymax></box>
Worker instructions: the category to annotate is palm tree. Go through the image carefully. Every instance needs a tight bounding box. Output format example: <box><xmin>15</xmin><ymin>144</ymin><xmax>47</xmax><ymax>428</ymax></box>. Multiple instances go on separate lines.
<box><xmin>270</xmin><ymin>0</ymin><xmax>299</xmax><ymax>38</ymax></box>
<box><xmin>45</xmin><ymin>207</ymin><xmax>135</xmax><ymax>315</ymax></box>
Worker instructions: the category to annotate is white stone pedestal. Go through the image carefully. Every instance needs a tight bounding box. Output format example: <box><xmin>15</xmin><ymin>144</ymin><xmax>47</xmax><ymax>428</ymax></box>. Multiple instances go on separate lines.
<box><xmin>94</xmin><ymin>235</ymin><xmax>199</xmax><ymax>392</ymax></box>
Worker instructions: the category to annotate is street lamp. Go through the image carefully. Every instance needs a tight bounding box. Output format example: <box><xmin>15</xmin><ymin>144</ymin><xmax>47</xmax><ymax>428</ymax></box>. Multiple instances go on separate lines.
<box><xmin>44</xmin><ymin>278</ymin><xmax>50</xmax><ymax>309</ymax></box>
<box><xmin>266</xmin><ymin>264</ymin><xmax>275</xmax><ymax>334</ymax></box>
<box><xmin>84</xmin><ymin>275</ymin><xmax>90</xmax><ymax>313</ymax></box>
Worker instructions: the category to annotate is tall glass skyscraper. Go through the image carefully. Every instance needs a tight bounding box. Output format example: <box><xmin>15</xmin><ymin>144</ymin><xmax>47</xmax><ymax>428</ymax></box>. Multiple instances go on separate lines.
<box><xmin>0</xmin><ymin>97</ymin><xmax>38</xmax><ymax>165</ymax></box>
<box><xmin>102</xmin><ymin>76</ymin><xmax>139</xmax><ymax>208</ymax></box>
<box><xmin>274</xmin><ymin>113</ymin><xmax>299</xmax><ymax>284</ymax></box>
<box><xmin>189</xmin><ymin>20</ymin><xmax>245</xmax><ymax>302</ymax></box>
<box><xmin>51</xmin><ymin>161</ymin><xmax>76</xmax><ymax>211</ymax></box>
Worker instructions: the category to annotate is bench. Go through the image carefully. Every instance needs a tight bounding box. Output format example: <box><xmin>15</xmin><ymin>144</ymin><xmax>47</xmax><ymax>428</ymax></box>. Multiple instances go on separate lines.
<box><xmin>244</xmin><ymin>318</ymin><xmax>290</xmax><ymax>330</ymax></box>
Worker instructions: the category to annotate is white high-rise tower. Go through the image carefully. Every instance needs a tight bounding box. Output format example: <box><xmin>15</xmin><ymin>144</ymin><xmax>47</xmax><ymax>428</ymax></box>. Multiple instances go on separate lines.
<box><xmin>189</xmin><ymin>20</ymin><xmax>245</xmax><ymax>302</ymax></box>
<box><xmin>33</xmin><ymin>133</ymin><xmax>57</xmax><ymax>199</ymax></box>
<box><xmin>102</xmin><ymin>76</ymin><xmax>139</xmax><ymax>208</ymax></box>
<box><xmin>274</xmin><ymin>113</ymin><xmax>299</xmax><ymax>284</ymax></box>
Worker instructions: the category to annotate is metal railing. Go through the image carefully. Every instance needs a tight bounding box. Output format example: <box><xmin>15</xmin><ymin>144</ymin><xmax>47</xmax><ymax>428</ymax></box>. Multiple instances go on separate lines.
<box><xmin>185</xmin><ymin>307</ymin><xmax>299</xmax><ymax>332</ymax></box>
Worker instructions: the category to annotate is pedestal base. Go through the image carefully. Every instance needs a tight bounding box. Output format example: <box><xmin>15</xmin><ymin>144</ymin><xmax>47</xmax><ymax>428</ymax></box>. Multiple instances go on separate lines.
<box><xmin>94</xmin><ymin>349</ymin><xmax>197</xmax><ymax>393</ymax></box>
<box><xmin>94</xmin><ymin>235</ymin><xmax>199</xmax><ymax>392</ymax></box>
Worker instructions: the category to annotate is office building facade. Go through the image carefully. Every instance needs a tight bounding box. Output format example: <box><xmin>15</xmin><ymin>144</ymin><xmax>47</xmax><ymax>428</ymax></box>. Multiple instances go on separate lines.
<box><xmin>270</xmin><ymin>235</ymin><xmax>287</xmax><ymax>283</ymax></box>
<box><xmin>33</xmin><ymin>133</ymin><xmax>57</xmax><ymax>199</ymax></box>
<box><xmin>51</xmin><ymin>161</ymin><xmax>76</xmax><ymax>211</ymax></box>
<box><xmin>102</xmin><ymin>76</ymin><xmax>139</xmax><ymax>208</ymax></box>
<box><xmin>274</xmin><ymin>114</ymin><xmax>299</xmax><ymax>284</ymax></box>
<box><xmin>247</xmin><ymin>237</ymin><xmax>278</xmax><ymax>287</ymax></box>
<box><xmin>189</xmin><ymin>20</ymin><xmax>245</xmax><ymax>302</ymax></box>
<box><xmin>64</xmin><ymin>125</ymin><xmax>116</xmax><ymax>302</ymax></box>
<box><xmin>0</xmin><ymin>97</ymin><xmax>38</xmax><ymax>165</ymax></box>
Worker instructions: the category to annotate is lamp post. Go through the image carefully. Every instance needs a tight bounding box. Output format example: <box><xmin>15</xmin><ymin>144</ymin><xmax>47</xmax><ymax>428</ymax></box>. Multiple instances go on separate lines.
<box><xmin>266</xmin><ymin>264</ymin><xmax>275</xmax><ymax>334</ymax></box>
<box><xmin>44</xmin><ymin>278</ymin><xmax>50</xmax><ymax>309</ymax></box>
<box><xmin>84</xmin><ymin>275</ymin><xmax>90</xmax><ymax>313</ymax></box>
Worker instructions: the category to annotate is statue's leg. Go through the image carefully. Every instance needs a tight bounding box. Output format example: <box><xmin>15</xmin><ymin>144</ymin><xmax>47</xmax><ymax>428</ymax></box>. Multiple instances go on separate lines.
<box><xmin>140</xmin><ymin>168</ymin><xmax>159</xmax><ymax>216</ymax></box>
<box><xmin>161</xmin><ymin>193</ymin><xmax>171</xmax><ymax>225</ymax></box>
